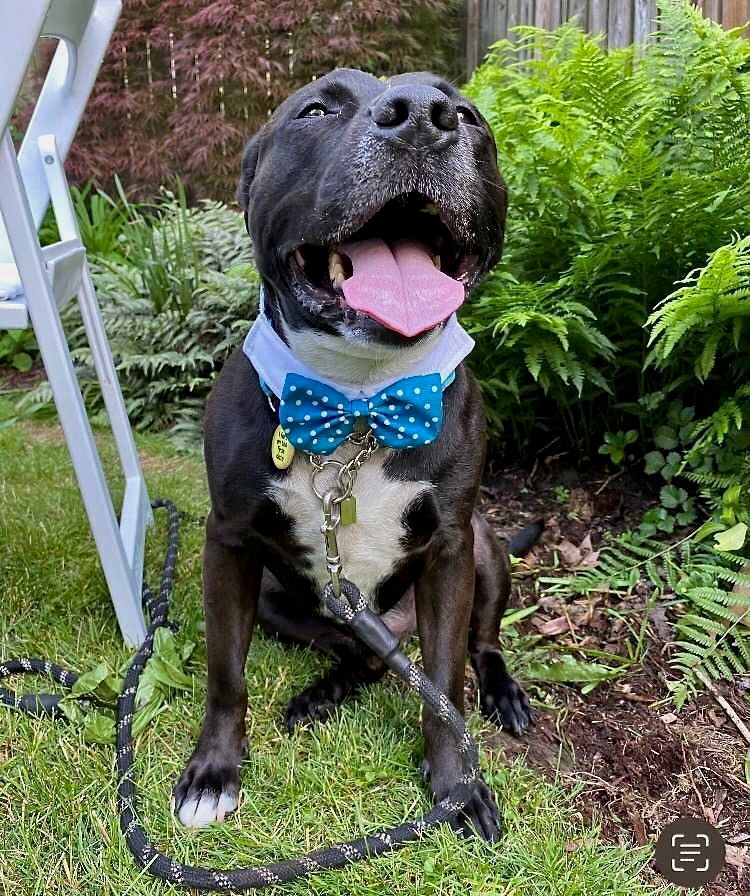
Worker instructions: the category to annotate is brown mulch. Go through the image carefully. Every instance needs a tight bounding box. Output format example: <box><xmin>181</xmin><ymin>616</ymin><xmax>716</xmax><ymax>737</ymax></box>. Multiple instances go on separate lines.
<box><xmin>0</xmin><ymin>361</ymin><xmax>45</xmax><ymax>392</ymax></box>
<box><xmin>477</xmin><ymin>458</ymin><xmax>750</xmax><ymax>895</ymax></box>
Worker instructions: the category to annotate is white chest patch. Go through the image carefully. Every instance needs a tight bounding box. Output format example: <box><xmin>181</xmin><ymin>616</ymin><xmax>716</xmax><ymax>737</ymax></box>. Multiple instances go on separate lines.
<box><xmin>268</xmin><ymin>445</ymin><xmax>432</xmax><ymax>610</ymax></box>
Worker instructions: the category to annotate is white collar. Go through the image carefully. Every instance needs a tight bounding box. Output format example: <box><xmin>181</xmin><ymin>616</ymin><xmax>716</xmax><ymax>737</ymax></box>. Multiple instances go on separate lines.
<box><xmin>243</xmin><ymin>294</ymin><xmax>474</xmax><ymax>401</ymax></box>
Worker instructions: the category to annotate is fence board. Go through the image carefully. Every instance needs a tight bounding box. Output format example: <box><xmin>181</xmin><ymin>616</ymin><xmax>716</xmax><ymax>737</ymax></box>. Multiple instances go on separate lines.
<box><xmin>535</xmin><ymin>0</ymin><xmax>557</xmax><ymax>29</ymax></box>
<box><xmin>506</xmin><ymin>0</ymin><xmax>522</xmax><ymax>34</ymax></box>
<box><xmin>698</xmin><ymin>0</ymin><xmax>722</xmax><ymax>20</ymax></box>
<box><xmin>633</xmin><ymin>0</ymin><xmax>657</xmax><ymax>43</ymax></box>
<box><xmin>567</xmin><ymin>0</ymin><xmax>590</xmax><ymax>27</ymax></box>
<box><xmin>588</xmin><ymin>0</ymin><xmax>609</xmax><ymax>38</ymax></box>
<box><xmin>467</xmin><ymin>0</ymin><xmax>750</xmax><ymax>70</ymax></box>
<box><xmin>609</xmin><ymin>0</ymin><xmax>634</xmax><ymax>43</ymax></box>
<box><xmin>519</xmin><ymin>0</ymin><xmax>536</xmax><ymax>34</ymax></box>
<box><xmin>466</xmin><ymin>0</ymin><xmax>482</xmax><ymax>73</ymax></box>
<box><xmin>723</xmin><ymin>0</ymin><xmax>749</xmax><ymax>27</ymax></box>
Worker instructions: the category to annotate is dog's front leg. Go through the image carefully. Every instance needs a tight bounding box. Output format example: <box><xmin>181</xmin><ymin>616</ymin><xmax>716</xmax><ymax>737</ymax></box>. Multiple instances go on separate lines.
<box><xmin>173</xmin><ymin>530</ymin><xmax>261</xmax><ymax>828</ymax></box>
<box><xmin>415</xmin><ymin>528</ymin><xmax>500</xmax><ymax>842</ymax></box>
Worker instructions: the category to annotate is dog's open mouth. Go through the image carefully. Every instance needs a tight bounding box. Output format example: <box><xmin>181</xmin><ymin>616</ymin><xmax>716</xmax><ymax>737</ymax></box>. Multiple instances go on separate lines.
<box><xmin>290</xmin><ymin>193</ymin><xmax>480</xmax><ymax>338</ymax></box>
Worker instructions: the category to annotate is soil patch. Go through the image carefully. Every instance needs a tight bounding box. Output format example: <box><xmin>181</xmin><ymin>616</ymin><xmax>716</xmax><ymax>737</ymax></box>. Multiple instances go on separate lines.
<box><xmin>480</xmin><ymin>460</ymin><xmax>750</xmax><ymax>895</ymax></box>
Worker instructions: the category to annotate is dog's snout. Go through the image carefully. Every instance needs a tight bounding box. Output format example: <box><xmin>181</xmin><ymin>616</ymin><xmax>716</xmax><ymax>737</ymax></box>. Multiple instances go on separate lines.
<box><xmin>370</xmin><ymin>86</ymin><xmax>458</xmax><ymax>150</ymax></box>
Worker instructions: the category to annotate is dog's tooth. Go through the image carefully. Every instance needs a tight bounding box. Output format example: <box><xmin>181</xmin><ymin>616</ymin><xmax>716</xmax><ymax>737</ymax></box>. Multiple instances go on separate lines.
<box><xmin>329</xmin><ymin>250</ymin><xmax>346</xmax><ymax>290</ymax></box>
<box><xmin>328</xmin><ymin>250</ymin><xmax>343</xmax><ymax>282</ymax></box>
<box><xmin>432</xmin><ymin>255</ymin><xmax>441</xmax><ymax>270</ymax></box>
<box><xmin>294</xmin><ymin>248</ymin><xmax>305</xmax><ymax>269</ymax></box>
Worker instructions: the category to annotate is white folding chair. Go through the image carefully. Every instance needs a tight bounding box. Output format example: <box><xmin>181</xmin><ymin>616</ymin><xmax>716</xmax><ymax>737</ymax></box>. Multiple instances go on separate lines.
<box><xmin>0</xmin><ymin>0</ymin><xmax>151</xmax><ymax>647</ymax></box>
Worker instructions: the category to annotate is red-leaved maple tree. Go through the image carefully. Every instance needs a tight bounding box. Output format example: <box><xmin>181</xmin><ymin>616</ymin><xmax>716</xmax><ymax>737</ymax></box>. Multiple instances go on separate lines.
<box><xmin>59</xmin><ymin>0</ymin><xmax>460</xmax><ymax>200</ymax></box>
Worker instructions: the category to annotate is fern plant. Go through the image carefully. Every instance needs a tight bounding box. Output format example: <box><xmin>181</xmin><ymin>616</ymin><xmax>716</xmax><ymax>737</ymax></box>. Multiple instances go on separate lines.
<box><xmin>647</xmin><ymin>235</ymin><xmax>750</xmax><ymax>382</ymax></box>
<box><xmin>21</xmin><ymin>198</ymin><xmax>258</xmax><ymax>444</ymax></box>
<box><xmin>545</xmin><ymin>532</ymin><xmax>750</xmax><ymax>707</ymax></box>
<box><xmin>463</xmin><ymin>1</ymin><xmax>750</xmax><ymax>455</ymax></box>
<box><xmin>462</xmin><ymin>272</ymin><xmax>614</xmax><ymax>445</ymax></box>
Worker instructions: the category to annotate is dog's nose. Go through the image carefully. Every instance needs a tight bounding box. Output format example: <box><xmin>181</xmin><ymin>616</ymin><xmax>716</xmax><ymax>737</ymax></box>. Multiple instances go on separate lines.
<box><xmin>370</xmin><ymin>86</ymin><xmax>458</xmax><ymax>150</ymax></box>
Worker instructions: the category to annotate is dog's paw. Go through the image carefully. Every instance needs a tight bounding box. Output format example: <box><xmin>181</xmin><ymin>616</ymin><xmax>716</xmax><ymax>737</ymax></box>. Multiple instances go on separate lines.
<box><xmin>474</xmin><ymin>650</ymin><xmax>534</xmax><ymax>737</ymax></box>
<box><xmin>284</xmin><ymin>672</ymin><xmax>354</xmax><ymax>732</ymax></box>
<box><xmin>284</xmin><ymin>690</ymin><xmax>337</xmax><ymax>732</ymax></box>
<box><xmin>173</xmin><ymin>755</ymin><xmax>239</xmax><ymax>828</ymax></box>
<box><xmin>447</xmin><ymin>777</ymin><xmax>501</xmax><ymax>842</ymax></box>
<box><xmin>480</xmin><ymin>673</ymin><xmax>534</xmax><ymax>737</ymax></box>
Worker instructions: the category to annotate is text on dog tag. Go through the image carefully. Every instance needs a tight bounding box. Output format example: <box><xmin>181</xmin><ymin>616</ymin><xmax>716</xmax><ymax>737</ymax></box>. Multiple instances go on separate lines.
<box><xmin>271</xmin><ymin>425</ymin><xmax>295</xmax><ymax>469</ymax></box>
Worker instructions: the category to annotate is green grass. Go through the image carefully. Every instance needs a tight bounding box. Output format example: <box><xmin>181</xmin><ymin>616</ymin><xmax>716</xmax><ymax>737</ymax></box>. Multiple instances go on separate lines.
<box><xmin>0</xmin><ymin>400</ymin><xmax>675</xmax><ymax>896</ymax></box>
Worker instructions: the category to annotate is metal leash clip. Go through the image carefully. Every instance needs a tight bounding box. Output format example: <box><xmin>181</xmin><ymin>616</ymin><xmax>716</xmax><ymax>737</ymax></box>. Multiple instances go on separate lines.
<box><xmin>310</xmin><ymin>429</ymin><xmax>379</xmax><ymax>598</ymax></box>
<box><xmin>321</xmin><ymin>490</ymin><xmax>344</xmax><ymax>598</ymax></box>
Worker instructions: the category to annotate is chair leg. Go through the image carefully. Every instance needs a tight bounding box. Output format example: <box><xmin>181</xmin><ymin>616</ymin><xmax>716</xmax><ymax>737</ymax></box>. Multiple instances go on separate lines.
<box><xmin>32</xmin><ymin>304</ymin><xmax>147</xmax><ymax>644</ymax></box>
<box><xmin>0</xmin><ymin>134</ymin><xmax>146</xmax><ymax>646</ymax></box>
<box><xmin>39</xmin><ymin>135</ymin><xmax>153</xmax><ymax>604</ymax></box>
<box><xmin>77</xmin><ymin>268</ymin><xmax>153</xmax><ymax>597</ymax></box>
<box><xmin>42</xmin><ymin>338</ymin><xmax>148</xmax><ymax>647</ymax></box>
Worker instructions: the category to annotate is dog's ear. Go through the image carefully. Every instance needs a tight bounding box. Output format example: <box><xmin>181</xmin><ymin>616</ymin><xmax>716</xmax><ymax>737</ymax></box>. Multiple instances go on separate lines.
<box><xmin>237</xmin><ymin>135</ymin><xmax>261</xmax><ymax>230</ymax></box>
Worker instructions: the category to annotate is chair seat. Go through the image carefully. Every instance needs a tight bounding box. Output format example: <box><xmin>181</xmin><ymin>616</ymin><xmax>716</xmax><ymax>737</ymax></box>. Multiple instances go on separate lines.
<box><xmin>0</xmin><ymin>237</ymin><xmax>85</xmax><ymax>328</ymax></box>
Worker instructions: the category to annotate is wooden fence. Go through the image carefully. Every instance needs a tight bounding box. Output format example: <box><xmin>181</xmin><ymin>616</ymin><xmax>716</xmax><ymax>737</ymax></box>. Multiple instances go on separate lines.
<box><xmin>466</xmin><ymin>0</ymin><xmax>750</xmax><ymax>73</ymax></box>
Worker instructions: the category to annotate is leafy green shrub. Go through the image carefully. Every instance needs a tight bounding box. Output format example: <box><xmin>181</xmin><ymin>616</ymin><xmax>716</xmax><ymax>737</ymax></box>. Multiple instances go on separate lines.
<box><xmin>38</xmin><ymin>178</ymin><xmax>134</xmax><ymax>255</ymax></box>
<box><xmin>470</xmin><ymin>2</ymin><xmax>750</xmax><ymax>704</ymax></box>
<box><xmin>463</xmin><ymin>1</ymin><xmax>750</xmax><ymax>455</ymax></box>
<box><xmin>647</xmin><ymin>233</ymin><xmax>750</xmax><ymax>524</ymax></box>
<box><xmin>23</xmin><ymin>195</ymin><xmax>258</xmax><ymax>444</ymax></box>
<box><xmin>599</xmin><ymin>430</ymin><xmax>638</xmax><ymax>466</ymax></box>
<box><xmin>464</xmin><ymin>272</ymin><xmax>614</xmax><ymax>447</ymax></box>
<box><xmin>0</xmin><ymin>330</ymin><xmax>36</xmax><ymax>373</ymax></box>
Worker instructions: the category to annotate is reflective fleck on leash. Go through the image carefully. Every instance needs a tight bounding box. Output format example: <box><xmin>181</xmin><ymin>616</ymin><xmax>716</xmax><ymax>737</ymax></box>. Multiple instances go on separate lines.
<box><xmin>1</xmin><ymin>471</ymin><xmax>483</xmax><ymax>890</ymax></box>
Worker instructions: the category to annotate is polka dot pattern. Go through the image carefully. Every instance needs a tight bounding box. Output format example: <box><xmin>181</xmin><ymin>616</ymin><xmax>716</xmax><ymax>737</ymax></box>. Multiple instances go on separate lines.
<box><xmin>280</xmin><ymin>372</ymin><xmax>444</xmax><ymax>456</ymax></box>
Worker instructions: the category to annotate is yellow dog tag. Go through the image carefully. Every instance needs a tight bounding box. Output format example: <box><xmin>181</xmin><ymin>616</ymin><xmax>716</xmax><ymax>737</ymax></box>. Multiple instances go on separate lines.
<box><xmin>271</xmin><ymin>425</ymin><xmax>295</xmax><ymax>469</ymax></box>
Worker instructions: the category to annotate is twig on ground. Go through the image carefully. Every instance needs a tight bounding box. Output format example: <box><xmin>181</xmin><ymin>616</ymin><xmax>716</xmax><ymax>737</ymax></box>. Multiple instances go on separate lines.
<box><xmin>594</xmin><ymin>463</ymin><xmax>635</xmax><ymax>496</ymax></box>
<box><xmin>695</xmin><ymin>668</ymin><xmax>750</xmax><ymax>746</ymax></box>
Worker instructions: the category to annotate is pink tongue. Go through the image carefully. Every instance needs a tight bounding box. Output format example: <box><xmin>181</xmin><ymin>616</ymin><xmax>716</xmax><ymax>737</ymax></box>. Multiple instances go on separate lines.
<box><xmin>340</xmin><ymin>238</ymin><xmax>465</xmax><ymax>337</ymax></box>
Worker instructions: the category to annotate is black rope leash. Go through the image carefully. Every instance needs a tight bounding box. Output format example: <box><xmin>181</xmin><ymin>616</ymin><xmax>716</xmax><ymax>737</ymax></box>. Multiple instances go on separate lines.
<box><xmin>1</xmin><ymin>499</ymin><xmax>482</xmax><ymax>891</ymax></box>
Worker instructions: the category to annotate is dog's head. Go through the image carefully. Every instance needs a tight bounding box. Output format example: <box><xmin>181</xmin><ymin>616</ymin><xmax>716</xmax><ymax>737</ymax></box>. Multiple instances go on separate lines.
<box><xmin>238</xmin><ymin>68</ymin><xmax>506</xmax><ymax>347</ymax></box>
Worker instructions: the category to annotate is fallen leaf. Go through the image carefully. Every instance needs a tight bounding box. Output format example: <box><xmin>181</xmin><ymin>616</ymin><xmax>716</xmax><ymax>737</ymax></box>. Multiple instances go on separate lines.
<box><xmin>557</xmin><ymin>539</ymin><xmax>582</xmax><ymax>567</ymax></box>
<box><xmin>629</xmin><ymin>812</ymin><xmax>647</xmax><ymax>846</ymax></box>
<box><xmin>579</xmin><ymin>549</ymin><xmax>600</xmax><ymax>567</ymax></box>
<box><xmin>725</xmin><ymin>845</ymin><xmax>748</xmax><ymax>869</ymax></box>
<box><xmin>660</xmin><ymin>712</ymin><xmax>678</xmax><ymax>725</ymax></box>
<box><xmin>565</xmin><ymin>839</ymin><xmax>582</xmax><ymax>853</ymax></box>
<box><xmin>620</xmin><ymin>691</ymin><xmax>653</xmax><ymax>704</ymax></box>
<box><xmin>648</xmin><ymin>605</ymin><xmax>672</xmax><ymax>642</ymax></box>
<box><xmin>577</xmin><ymin>533</ymin><xmax>600</xmax><ymax>567</ymax></box>
<box><xmin>532</xmin><ymin>616</ymin><xmax>570</xmax><ymax>637</ymax></box>
<box><xmin>714</xmin><ymin>522</ymin><xmax>748</xmax><ymax>552</ymax></box>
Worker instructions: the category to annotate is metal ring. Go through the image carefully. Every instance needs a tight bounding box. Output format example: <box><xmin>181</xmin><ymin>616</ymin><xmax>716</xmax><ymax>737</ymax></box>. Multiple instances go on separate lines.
<box><xmin>333</xmin><ymin>468</ymin><xmax>354</xmax><ymax>502</ymax></box>
<box><xmin>311</xmin><ymin>462</ymin><xmax>354</xmax><ymax>503</ymax></box>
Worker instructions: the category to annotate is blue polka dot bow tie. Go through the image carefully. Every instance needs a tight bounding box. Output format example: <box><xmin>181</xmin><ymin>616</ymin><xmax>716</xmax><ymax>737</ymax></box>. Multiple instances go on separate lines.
<box><xmin>280</xmin><ymin>372</ymin><xmax>444</xmax><ymax>455</ymax></box>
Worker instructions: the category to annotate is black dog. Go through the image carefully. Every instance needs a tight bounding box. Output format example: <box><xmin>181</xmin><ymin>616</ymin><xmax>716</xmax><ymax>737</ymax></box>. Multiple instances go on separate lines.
<box><xmin>174</xmin><ymin>69</ymin><xmax>534</xmax><ymax>840</ymax></box>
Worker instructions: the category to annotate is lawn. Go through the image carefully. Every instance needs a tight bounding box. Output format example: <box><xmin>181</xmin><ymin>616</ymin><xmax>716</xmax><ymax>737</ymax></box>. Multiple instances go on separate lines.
<box><xmin>0</xmin><ymin>399</ymin><xmax>676</xmax><ymax>896</ymax></box>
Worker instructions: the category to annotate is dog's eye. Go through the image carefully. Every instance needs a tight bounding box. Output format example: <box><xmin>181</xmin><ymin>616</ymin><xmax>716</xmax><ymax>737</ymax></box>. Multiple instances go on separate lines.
<box><xmin>456</xmin><ymin>106</ymin><xmax>478</xmax><ymax>126</ymax></box>
<box><xmin>299</xmin><ymin>103</ymin><xmax>328</xmax><ymax>119</ymax></box>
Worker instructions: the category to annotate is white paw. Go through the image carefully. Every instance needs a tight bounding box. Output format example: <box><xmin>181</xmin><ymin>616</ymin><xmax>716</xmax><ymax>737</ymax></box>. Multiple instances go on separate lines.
<box><xmin>177</xmin><ymin>789</ymin><xmax>238</xmax><ymax>828</ymax></box>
